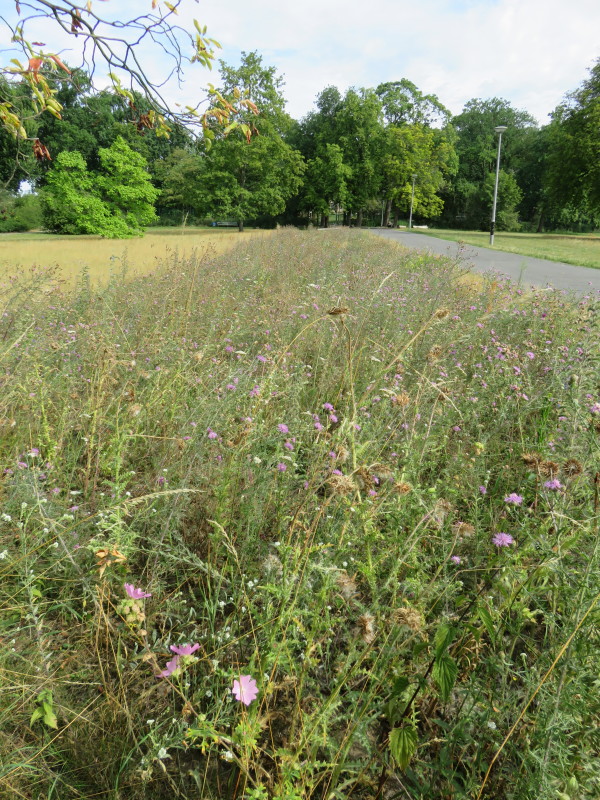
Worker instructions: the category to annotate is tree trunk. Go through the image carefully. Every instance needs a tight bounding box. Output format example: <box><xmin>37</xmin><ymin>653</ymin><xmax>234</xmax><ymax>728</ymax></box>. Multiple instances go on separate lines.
<box><xmin>343</xmin><ymin>211</ymin><xmax>350</xmax><ymax>226</ymax></box>
<box><xmin>238</xmin><ymin>219</ymin><xmax>244</xmax><ymax>233</ymax></box>
<box><xmin>383</xmin><ymin>197</ymin><xmax>392</xmax><ymax>228</ymax></box>
<box><xmin>320</xmin><ymin>213</ymin><xmax>329</xmax><ymax>228</ymax></box>
<box><xmin>392</xmin><ymin>210</ymin><xmax>399</xmax><ymax>228</ymax></box>
<box><xmin>536</xmin><ymin>206</ymin><xmax>545</xmax><ymax>233</ymax></box>
<box><xmin>356</xmin><ymin>209</ymin><xmax>363</xmax><ymax>228</ymax></box>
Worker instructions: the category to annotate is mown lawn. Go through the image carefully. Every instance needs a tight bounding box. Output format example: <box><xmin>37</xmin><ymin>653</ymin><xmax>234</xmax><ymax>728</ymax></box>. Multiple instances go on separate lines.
<box><xmin>416</xmin><ymin>228</ymin><xmax>600</xmax><ymax>269</ymax></box>
<box><xmin>1</xmin><ymin>228</ymin><xmax>599</xmax><ymax>800</ymax></box>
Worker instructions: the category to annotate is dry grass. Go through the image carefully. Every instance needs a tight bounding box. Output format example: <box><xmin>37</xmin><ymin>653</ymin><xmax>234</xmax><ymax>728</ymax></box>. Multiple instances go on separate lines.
<box><xmin>0</xmin><ymin>226</ymin><xmax>271</xmax><ymax>285</ymax></box>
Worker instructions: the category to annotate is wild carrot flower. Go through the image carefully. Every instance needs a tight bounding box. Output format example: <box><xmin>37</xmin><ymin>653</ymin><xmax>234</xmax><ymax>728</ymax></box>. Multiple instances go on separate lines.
<box><xmin>493</xmin><ymin>532</ymin><xmax>514</xmax><ymax>547</ymax></box>
<box><xmin>125</xmin><ymin>583</ymin><xmax>152</xmax><ymax>599</ymax></box>
<box><xmin>232</xmin><ymin>675</ymin><xmax>258</xmax><ymax>706</ymax></box>
<box><xmin>504</xmin><ymin>493</ymin><xmax>523</xmax><ymax>505</ymax></box>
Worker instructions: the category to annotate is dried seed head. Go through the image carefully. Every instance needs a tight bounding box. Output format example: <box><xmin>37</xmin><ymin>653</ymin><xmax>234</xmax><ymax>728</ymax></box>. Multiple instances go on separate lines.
<box><xmin>262</xmin><ymin>553</ymin><xmax>283</xmax><ymax>578</ymax></box>
<box><xmin>130</xmin><ymin>403</ymin><xmax>142</xmax><ymax>417</ymax></box>
<box><xmin>355</xmin><ymin>613</ymin><xmax>376</xmax><ymax>644</ymax></box>
<box><xmin>452</xmin><ymin>521</ymin><xmax>475</xmax><ymax>539</ymax></box>
<box><xmin>538</xmin><ymin>460</ymin><xmax>560</xmax><ymax>477</ymax></box>
<box><xmin>427</xmin><ymin>345</ymin><xmax>443</xmax><ymax>361</ymax></box>
<box><xmin>336</xmin><ymin>445</ymin><xmax>350</xmax><ymax>463</ymax></box>
<box><xmin>354</xmin><ymin>467</ymin><xmax>375</xmax><ymax>491</ymax></box>
<box><xmin>391</xmin><ymin>391</ymin><xmax>410</xmax><ymax>408</ymax></box>
<box><xmin>522</xmin><ymin>452</ymin><xmax>541</xmax><ymax>467</ymax></box>
<box><xmin>429</xmin><ymin>498</ymin><xmax>453</xmax><ymax>529</ymax></box>
<box><xmin>336</xmin><ymin>570</ymin><xmax>358</xmax><ymax>599</ymax></box>
<box><xmin>434</xmin><ymin>308</ymin><xmax>450</xmax><ymax>320</ymax></box>
<box><xmin>327</xmin><ymin>474</ymin><xmax>356</xmax><ymax>496</ymax></box>
<box><xmin>327</xmin><ymin>306</ymin><xmax>349</xmax><ymax>316</ymax></box>
<box><xmin>392</xmin><ymin>606</ymin><xmax>425</xmax><ymax>633</ymax></box>
<box><xmin>394</xmin><ymin>481</ymin><xmax>412</xmax><ymax>495</ymax></box>
<box><xmin>371</xmin><ymin>463</ymin><xmax>394</xmax><ymax>482</ymax></box>
<box><xmin>563</xmin><ymin>458</ymin><xmax>583</xmax><ymax>477</ymax></box>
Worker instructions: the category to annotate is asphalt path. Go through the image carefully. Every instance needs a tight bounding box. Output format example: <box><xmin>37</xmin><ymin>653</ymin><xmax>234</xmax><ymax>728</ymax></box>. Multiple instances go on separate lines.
<box><xmin>370</xmin><ymin>229</ymin><xmax>600</xmax><ymax>296</ymax></box>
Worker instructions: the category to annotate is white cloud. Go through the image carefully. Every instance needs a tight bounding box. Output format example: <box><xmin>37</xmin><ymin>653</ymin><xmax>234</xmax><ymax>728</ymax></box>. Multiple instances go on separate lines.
<box><xmin>1</xmin><ymin>0</ymin><xmax>597</xmax><ymax>125</ymax></box>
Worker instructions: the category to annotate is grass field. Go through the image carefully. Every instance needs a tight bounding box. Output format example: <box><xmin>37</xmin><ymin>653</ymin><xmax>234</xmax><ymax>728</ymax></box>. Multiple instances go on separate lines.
<box><xmin>1</xmin><ymin>228</ymin><xmax>599</xmax><ymax>799</ymax></box>
<box><xmin>0</xmin><ymin>226</ymin><xmax>267</xmax><ymax>285</ymax></box>
<box><xmin>418</xmin><ymin>228</ymin><xmax>600</xmax><ymax>269</ymax></box>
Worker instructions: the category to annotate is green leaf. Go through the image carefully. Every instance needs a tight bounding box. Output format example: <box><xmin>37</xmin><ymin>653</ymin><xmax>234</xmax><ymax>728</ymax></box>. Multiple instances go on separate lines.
<box><xmin>433</xmin><ymin>654</ymin><xmax>458</xmax><ymax>702</ymax></box>
<box><xmin>30</xmin><ymin>707</ymin><xmax>43</xmax><ymax>726</ymax></box>
<box><xmin>478</xmin><ymin>605</ymin><xmax>496</xmax><ymax>643</ymax></box>
<box><xmin>42</xmin><ymin>703</ymin><xmax>58</xmax><ymax>729</ymax></box>
<box><xmin>389</xmin><ymin>723</ymin><xmax>418</xmax><ymax>770</ymax></box>
<box><xmin>434</xmin><ymin>622</ymin><xmax>456</xmax><ymax>657</ymax></box>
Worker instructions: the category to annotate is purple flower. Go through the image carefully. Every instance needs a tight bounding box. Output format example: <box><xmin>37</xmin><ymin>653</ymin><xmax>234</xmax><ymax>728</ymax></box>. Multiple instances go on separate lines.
<box><xmin>504</xmin><ymin>493</ymin><xmax>523</xmax><ymax>505</ymax></box>
<box><xmin>479</xmin><ymin>485</ymin><xmax>487</xmax><ymax>495</ymax></box>
<box><xmin>526</xmin><ymin>351</ymin><xmax>535</xmax><ymax>359</ymax></box>
<box><xmin>450</xmin><ymin>555</ymin><xmax>461</xmax><ymax>564</ymax></box>
<box><xmin>329</xmin><ymin>414</ymin><xmax>338</xmax><ymax>423</ymax></box>
<box><xmin>170</xmin><ymin>643</ymin><xmax>200</xmax><ymax>656</ymax></box>
<box><xmin>277</xmin><ymin>423</ymin><xmax>289</xmax><ymax>434</ymax></box>
<box><xmin>276</xmin><ymin>462</ymin><xmax>287</xmax><ymax>472</ymax></box>
<box><xmin>589</xmin><ymin>402</ymin><xmax>600</xmax><ymax>415</ymax></box>
<box><xmin>284</xmin><ymin>441</ymin><xmax>294</xmax><ymax>451</ymax></box>
<box><xmin>544</xmin><ymin>479</ymin><xmax>562</xmax><ymax>491</ymax></box>
<box><xmin>207</xmin><ymin>429</ymin><xmax>218</xmax><ymax>440</ymax></box>
<box><xmin>256</xmin><ymin>355</ymin><xmax>267</xmax><ymax>363</ymax></box>
<box><xmin>159</xmin><ymin>656</ymin><xmax>180</xmax><ymax>678</ymax></box>
<box><xmin>492</xmin><ymin>532</ymin><xmax>514</xmax><ymax>548</ymax></box>
<box><xmin>125</xmin><ymin>583</ymin><xmax>152</xmax><ymax>600</ymax></box>
<box><xmin>232</xmin><ymin>674</ymin><xmax>258</xmax><ymax>706</ymax></box>
<box><xmin>323</xmin><ymin>402</ymin><xmax>334</xmax><ymax>412</ymax></box>
<box><xmin>314</xmin><ymin>422</ymin><xmax>324</xmax><ymax>432</ymax></box>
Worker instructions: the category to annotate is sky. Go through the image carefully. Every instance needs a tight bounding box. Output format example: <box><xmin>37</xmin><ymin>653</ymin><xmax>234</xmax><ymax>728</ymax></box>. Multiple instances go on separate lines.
<box><xmin>2</xmin><ymin>0</ymin><xmax>599</xmax><ymax>126</ymax></box>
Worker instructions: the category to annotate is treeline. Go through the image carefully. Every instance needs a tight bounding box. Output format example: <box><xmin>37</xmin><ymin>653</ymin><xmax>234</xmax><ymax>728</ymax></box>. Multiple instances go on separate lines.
<box><xmin>1</xmin><ymin>52</ymin><xmax>598</xmax><ymax>235</ymax></box>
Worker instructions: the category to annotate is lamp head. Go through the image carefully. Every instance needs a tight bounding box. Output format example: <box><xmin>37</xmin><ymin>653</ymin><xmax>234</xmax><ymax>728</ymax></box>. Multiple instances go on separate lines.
<box><xmin>494</xmin><ymin>125</ymin><xmax>508</xmax><ymax>134</ymax></box>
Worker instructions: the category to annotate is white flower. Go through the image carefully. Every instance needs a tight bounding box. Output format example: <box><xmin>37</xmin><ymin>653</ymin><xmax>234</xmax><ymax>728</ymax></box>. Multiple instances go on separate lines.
<box><xmin>1</xmin><ymin>514</ymin><xmax>11</xmax><ymax>522</ymax></box>
<box><xmin>0</xmin><ymin>550</ymin><xmax>9</xmax><ymax>560</ymax></box>
<box><xmin>486</xmin><ymin>720</ymin><xmax>497</xmax><ymax>730</ymax></box>
<box><xmin>156</xmin><ymin>747</ymin><xmax>170</xmax><ymax>760</ymax></box>
<box><xmin>222</xmin><ymin>750</ymin><xmax>234</xmax><ymax>761</ymax></box>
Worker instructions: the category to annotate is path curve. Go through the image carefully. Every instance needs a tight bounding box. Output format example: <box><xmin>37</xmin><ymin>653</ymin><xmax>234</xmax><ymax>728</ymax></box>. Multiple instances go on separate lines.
<box><xmin>370</xmin><ymin>229</ymin><xmax>600</xmax><ymax>296</ymax></box>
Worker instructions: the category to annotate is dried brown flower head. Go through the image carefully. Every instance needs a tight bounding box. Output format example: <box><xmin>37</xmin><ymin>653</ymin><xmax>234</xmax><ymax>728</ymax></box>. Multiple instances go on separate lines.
<box><xmin>394</xmin><ymin>481</ymin><xmax>412</xmax><ymax>495</ymax></box>
<box><xmin>354</xmin><ymin>467</ymin><xmax>375</xmax><ymax>492</ymax></box>
<box><xmin>452</xmin><ymin>521</ymin><xmax>475</xmax><ymax>540</ymax></box>
<box><xmin>262</xmin><ymin>554</ymin><xmax>283</xmax><ymax>578</ymax></box>
<box><xmin>327</xmin><ymin>474</ymin><xmax>356</xmax><ymax>496</ymax></box>
<box><xmin>391</xmin><ymin>391</ymin><xmax>410</xmax><ymax>408</ymax></box>
<box><xmin>522</xmin><ymin>452</ymin><xmax>541</xmax><ymax>467</ymax></box>
<box><xmin>392</xmin><ymin>606</ymin><xmax>425</xmax><ymax>633</ymax></box>
<box><xmin>355</xmin><ymin>613</ymin><xmax>376</xmax><ymax>644</ymax></box>
<box><xmin>336</xmin><ymin>570</ymin><xmax>358</xmax><ymax>600</ymax></box>
<box><xmin>327</xmin><ymin>306</ymin><xmax>349</xmax><ymax>316</ymax></box>
<box><xmin>433</xmin><ymin>308</ymin><xmax>450</xmax><ymax>320</ymax></box>
<box><xmin>427</xmin><ymin>345</ymin><xmax>443</xmax><ymax>361</ymax></box>
<box><xmin>538</xmin><ymin>460</ymin><xmax>560</xmax><ymax>477</ymax></box>
<box><xmin>563</xmin><ymin>458</ymin><xmax>583</xmax><ymax>477</ymax></box>
<box><xmin>336</xmin><ymin>445</ymin><xmax>350</xmax><ymax>463</ymax></box>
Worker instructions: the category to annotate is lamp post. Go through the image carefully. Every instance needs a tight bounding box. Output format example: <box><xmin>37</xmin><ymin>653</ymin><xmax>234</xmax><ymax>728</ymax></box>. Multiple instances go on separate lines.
<box><xmin>408</xmin><ymin>173</ymin><xmax>417</xmax><ymax>229</ymax></box>
<box><xmin>490</xmin><ymin>125</ymin><xmax>507</xmax><ymax>245</ymax></box>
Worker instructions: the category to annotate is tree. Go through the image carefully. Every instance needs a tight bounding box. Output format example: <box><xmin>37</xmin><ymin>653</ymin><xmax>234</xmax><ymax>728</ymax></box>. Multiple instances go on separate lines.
<box><xmin>41</xmin><ymin>136</ymin><xmax>158</xmax><ymax>236</ymax></box>
<box><xmin>0</xmin><ymin>1</ymin><xmax>255</xmax><ymax>174</ymax></box>
<box><xmin>545</xmin><ymin>59</ymin><xmax>600</xmax><ymax>222</ymax></box>
<box><xmin>192</xmin><ymin>53</ymin><xmax>305</xmax><ymax>231</ymax></box>
<box><xmin>302</xmin><ymin>143</ymin><xmax>351</xmax><ymax>227</ymax></box>
<box><xmin>376</xmin><ymin>80</ymin><xmax>450</xmax><ymax>127</ymax></box>
<box><xmin>440</xmin><ymin>97</ymin><xmax>537</xmax><ymax>229</ymax></box>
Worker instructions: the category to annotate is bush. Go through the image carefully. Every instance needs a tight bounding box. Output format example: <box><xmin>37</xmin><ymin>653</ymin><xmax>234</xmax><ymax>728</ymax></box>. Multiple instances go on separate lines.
<box><xmin>0</xmin><ymin>191</ymin><xmax>42</xmax><ymax>232</ymax></box>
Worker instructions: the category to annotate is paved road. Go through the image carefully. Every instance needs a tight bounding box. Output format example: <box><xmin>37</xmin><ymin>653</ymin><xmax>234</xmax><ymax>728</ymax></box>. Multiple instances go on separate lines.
<box><xmin>371</xmin><ymin>229</ymin><xmax>600</xmax><ymax>296</ymax></box>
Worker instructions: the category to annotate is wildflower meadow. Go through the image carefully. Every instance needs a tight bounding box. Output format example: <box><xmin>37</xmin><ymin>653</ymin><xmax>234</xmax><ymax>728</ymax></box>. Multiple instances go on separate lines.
<box><xmin>0</xmin><ymin>228</ymin><xmax>599</xmax><ymax>799</ymax></box>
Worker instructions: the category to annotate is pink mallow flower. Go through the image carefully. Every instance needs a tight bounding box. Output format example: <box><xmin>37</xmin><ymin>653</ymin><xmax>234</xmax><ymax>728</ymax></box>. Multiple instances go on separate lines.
<box><xmin>170</xmin><ymin>643</ymin><xmax>200</xmax><ymax>656</ymax></box>
<box><xmin>159</xmin><ymin>656</ymin><xmax>181</xmax><ymax>678</ymax></box>
<box><xmin>124</xmin><ymin>583</ymin><xmax>152</xmax><ymax>599</ymax></box>
<box><xmin>232</xmin><ymin>674</ymin><xmax>259</xmax><ymax>706</ymax></box>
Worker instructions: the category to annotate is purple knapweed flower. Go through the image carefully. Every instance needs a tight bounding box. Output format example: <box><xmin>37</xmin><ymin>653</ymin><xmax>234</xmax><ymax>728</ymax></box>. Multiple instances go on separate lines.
<box><xmin>451</xmin><ymin>555</ymin><xmax>462</xmax><ymax>564</ymax></box>
<box><xmin>479</xmin><ymin>485</ymin><xmax>487</xmax><ymax>495</ymax></box>
<box><xmin>284</xmin><ymin>441</ymin><xmax>294</xmax><ymax>451</ymax></box>
<box><xmin>256</xmin><ymin>355</ymin><xmax>267</xmax><ymax>363</ymax></box>
<box><xmin>589</xmin><ymin>402</ymin><xmax>600</xmax><ymax>416</ymax></box>
<box><xmin>323</xmin><ymin>402</ymin><xmax>335</xmax><ymax>412</ymax></box>
<box><xmin>329</xmin><ymin>414</ymin><xmax>338</xmax><ymax>423</ymax></box>
<box><xmin>544</xmin><ymin>478</ymin><xmax>562</xmax><ymax>491</ymax></box>
<box><xmin>276</xmin><ymin>462</ymin><xmax>287</xmax><ymax>472</ymax></box>
<box><xmin>232</xmin><ymin>675</ymin><xmax>259</xmax><ymax>706</ymax></box>
<box><xmin>493</xmin><ymin>532</ymin><xmax>514</xmax><ymax>548</ymax></box>
<box><xmin>504</xmin><ymin>493</ymin><xmax>523</xmax><ymax>505</ymax></box>
<box><xmin>277</xmin><ymin>423</ymin><xmax>289</xmax><ymax>434</ymax></box>
<box><xmin>125</xmin><ymin>583</ymin><xmax>152</xmax><ymax>600</ymax></box>
<box><xmin>207</xmin><ymin>428</ymin><xmax>218</xmax><ymax>440</ymax></box>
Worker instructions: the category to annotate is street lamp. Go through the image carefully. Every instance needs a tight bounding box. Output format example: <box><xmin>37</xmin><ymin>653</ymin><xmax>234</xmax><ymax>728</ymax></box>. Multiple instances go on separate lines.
<box><xmin>408</xmin><ymin>173</ymin><xmax>417</xmax><ymax>229</ymax></box>
<box><xmin>490</xmin><ymin>125</ymin><xmax>508</xmax><ymax>245</ymax></box>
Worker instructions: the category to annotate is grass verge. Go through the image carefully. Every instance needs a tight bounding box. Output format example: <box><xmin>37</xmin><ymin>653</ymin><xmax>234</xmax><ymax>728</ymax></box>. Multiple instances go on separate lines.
<box><xmin>1</xmin><ymin>228</ymin><xmax>599</xmax><ymax>799</ymax></box>
<box><xmin>416</xmin><ymin>228</ymin><xmax>600</xmax><ymax>269</ymax></box>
